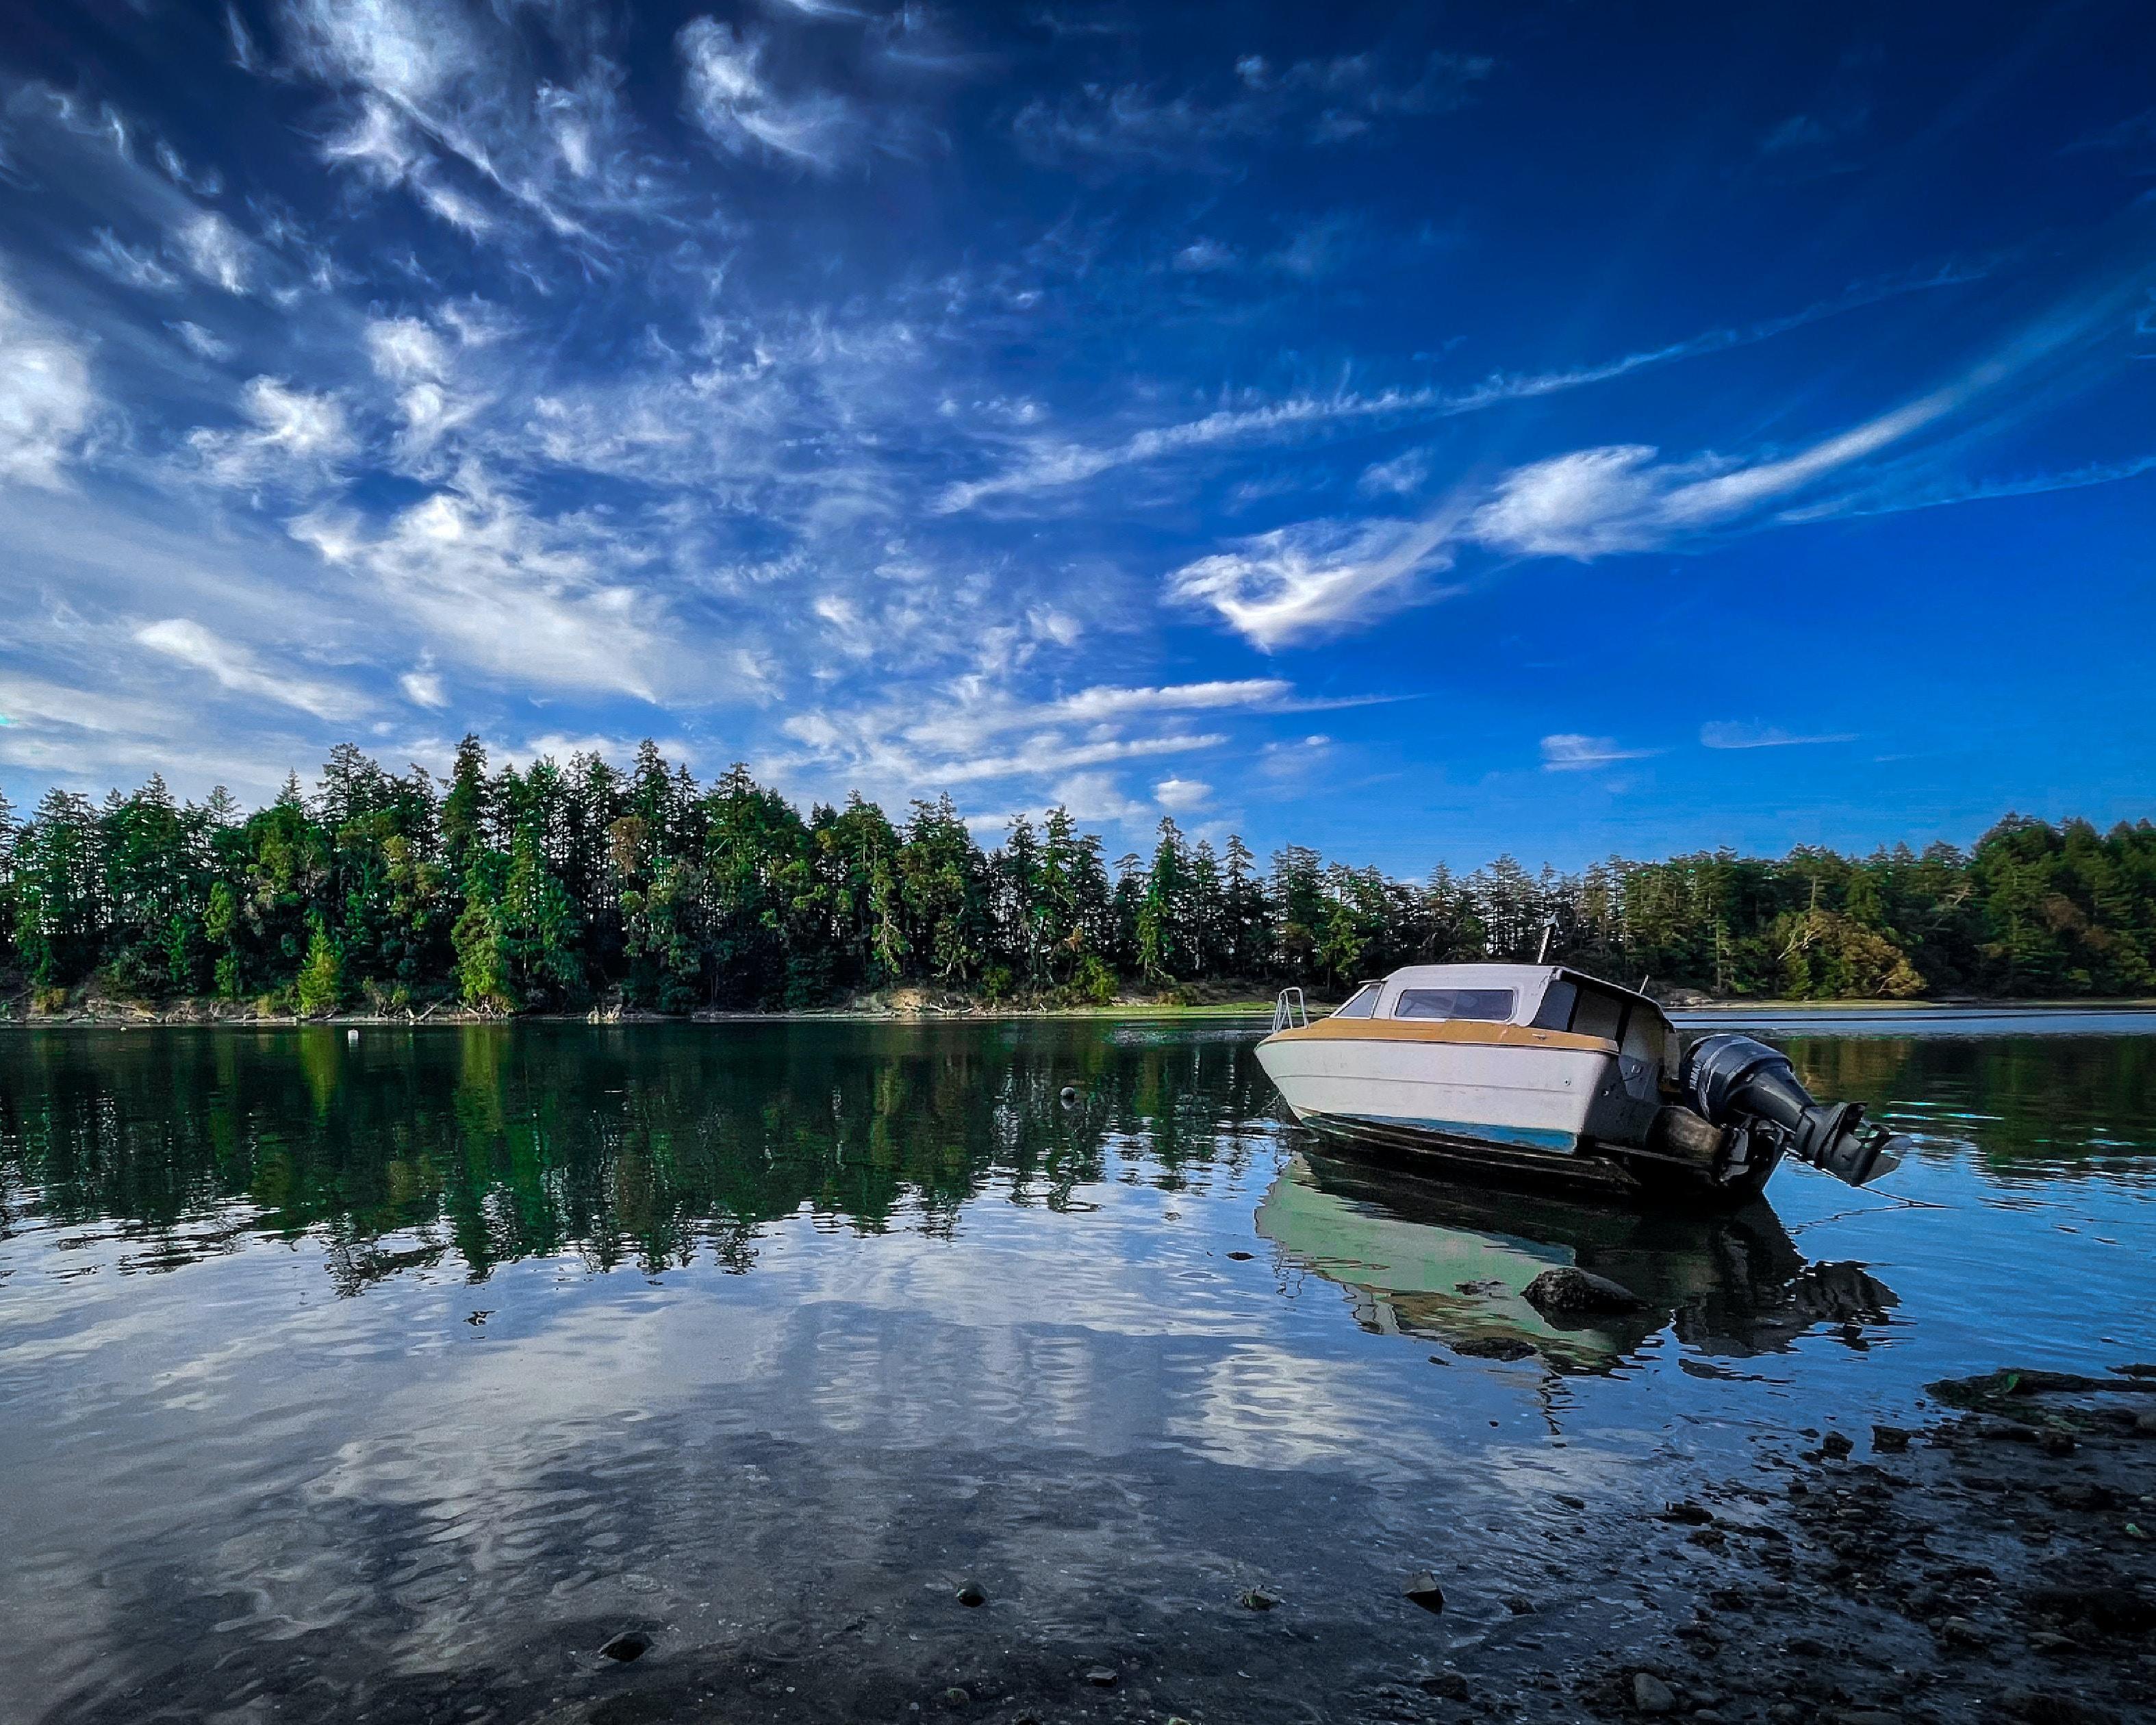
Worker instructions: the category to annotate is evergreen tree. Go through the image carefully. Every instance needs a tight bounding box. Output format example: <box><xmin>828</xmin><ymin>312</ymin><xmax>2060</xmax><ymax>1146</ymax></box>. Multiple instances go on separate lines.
<box><xmin>296</xmin><ymin>917</ymin><xmax>345</xmax><ymax>1016</ymax></box>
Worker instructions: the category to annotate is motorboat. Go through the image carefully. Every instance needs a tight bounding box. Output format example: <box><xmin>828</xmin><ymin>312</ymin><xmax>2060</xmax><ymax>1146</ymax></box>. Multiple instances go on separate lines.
<box><xmin>1256</xmin><ymin>963</ymin><xmax>1908</xmax><ymax>1205</ymax></box>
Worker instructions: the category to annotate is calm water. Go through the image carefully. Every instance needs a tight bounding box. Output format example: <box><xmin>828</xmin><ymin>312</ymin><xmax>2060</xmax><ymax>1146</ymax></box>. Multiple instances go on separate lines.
<box><xmin>2</xmin><ymin>1019</ymin><xmax>2153</xmax><ymax>1725</ymax></box>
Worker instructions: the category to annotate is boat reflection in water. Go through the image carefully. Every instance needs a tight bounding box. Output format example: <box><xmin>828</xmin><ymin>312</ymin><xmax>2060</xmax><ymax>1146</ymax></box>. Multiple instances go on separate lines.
<box><xmin>1255</xmin><ymin>1151</ymin><xmax>1897</xmax><ymax>1373</ymax></box>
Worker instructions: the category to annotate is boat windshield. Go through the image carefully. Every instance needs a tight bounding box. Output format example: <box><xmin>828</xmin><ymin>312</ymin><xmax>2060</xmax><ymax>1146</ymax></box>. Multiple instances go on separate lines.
<box><xmin>1330</xmin><ymin>984</ymin><xmax>1380</xmax><ymax>1019</ymax></box>
<box><xmin>1393</xmin><ymin>987</ymin><xmax>1516</xmax><ymax>1022</ymax></box>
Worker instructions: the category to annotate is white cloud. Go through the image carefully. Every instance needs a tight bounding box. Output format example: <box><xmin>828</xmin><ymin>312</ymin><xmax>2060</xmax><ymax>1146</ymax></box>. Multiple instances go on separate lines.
<box><xmin>1699</xmin><ymin>721</ymin><xmax>1855</xmax><ymax>750</ymax></box>
<box><xmin>168</xmin><ymin>320</ymin><xmax>233</xmax><ymax>361</ymax></box>
<box><xmin>1358</xmin><ymin>447</ymin><xmax>1429</xmax><ymax>496</ymax></box>
<box><xmin>1471</xmin><ymin>390</ymin><xmax>1961</xmax><ymax>559</ymax></box>
<box><xmin>0</xmin><ymin>282</ymin><xmax>97</xmax><ymax>490</ymax></box>
<box><xmin>1050</xmin><ymin>770</ymin><xmax>1149</xmax><ymax>823</ymax></box>
<box><xmin>677</xmin><ymin>17</ymin><xmax>864</xmax><ymax>172</ymax></box>
<box><xmin>134</xmin><ymin>618</ymin><xmax>355</xmax><ymax>718</ymax></box>
<box><xmin>84</xmin><ymin>229</ymin><xmax>180</xmax><ymax>292</ymax></box>
<box><xmin>285</xmin><ymin>0</ymin><xmax>472</xmax><ymax>108</ymax></box>
<box><xmin>190</xmin><ymin>377</ymin><xmax>353</xmax><ymax>487</ymax></box>
<box><xmin>175</xmin><ymin>210</ymin><xmax>251</xmax><ymax>293</ymax></box>
<box><xmin>1050</xmin><ymin>679</ymin><xmax>1292</xmax><ymax>722</ymax></box>
<box><xmin>289</xmin><ymin>477</ymin><xmax>679</xmax><ymax>699</ymax></box>
<box><xmin>1171</xmin><ymin>238</ymin><xmax>1237</xmax><ymax>273</ymax></box>
<box><xmin>935</xmin><ymin>273</ymin><xmax>1995</xmax><ymax>516</ymax></box>
<box><xmin>1167</xmin><ymin>511</ymin><xmax>1464</xmax><ymax>649</ymax></box>
<box><xmin>1540</xmin><ymin>733</ymin><xmax>1655</xmax><ymax>772</ymax></box>
<box><xmin>1153</xmin><ymin>775</ymin><xmax>1210</xmax><ymax>811</ymax></box>
<box><xmin>398</xmin><ymin>666</ymin><xmax>448</xmax><ymax>709</ymax></box>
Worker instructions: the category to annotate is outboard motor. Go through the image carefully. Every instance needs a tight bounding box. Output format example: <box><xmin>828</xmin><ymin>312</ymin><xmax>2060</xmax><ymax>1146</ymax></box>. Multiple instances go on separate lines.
<box><xmin>1681</xmin><ymin>1034</ymin><xmax>1909</xmax><ymax>1188</ymax></box>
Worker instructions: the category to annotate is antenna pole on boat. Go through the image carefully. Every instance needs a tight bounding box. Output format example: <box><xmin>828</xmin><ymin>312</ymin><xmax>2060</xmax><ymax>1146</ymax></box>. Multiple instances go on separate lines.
<box><xmin>1536</xmin><ymin>916</ymin><xmax>1556</xmax><ymax>964</ymax></box>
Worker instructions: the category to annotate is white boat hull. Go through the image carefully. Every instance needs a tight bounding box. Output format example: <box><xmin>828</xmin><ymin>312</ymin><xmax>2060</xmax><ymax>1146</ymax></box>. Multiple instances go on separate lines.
<box><xmin>1256</xmin><ymin>1034</ymin><xmax>1613</xmax><ymax>1153</ymax></box>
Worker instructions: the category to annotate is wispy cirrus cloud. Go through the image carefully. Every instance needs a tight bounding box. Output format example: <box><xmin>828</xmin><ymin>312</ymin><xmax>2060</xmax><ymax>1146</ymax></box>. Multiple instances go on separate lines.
<box><xmin>188</xmin><ymin>376</ymin><xmax>353</xmax><ymax>489</ymax></box>
<box><xmin>0</xmin><ymin>279</ymin><xmax>98</xmax><ymax>490</ymax></box>
<box><xmin>134</xmin><ymin>617</ymin><xmax>357</xmax><ymax>719</ymax></box>
<box><xmin>935</xmin><ymin>264</ymin><xmax>1997</xmax><ymax>513</ymax></box>
<box><xmin>1012</xmin><ymin>47</ymin><xmax>1491</xmax><ymax>171</ymax></box>
<box><xmin>1540</xmin><ymin>733</ymin><xmax>1656</xmax><ymax>772</ymax></box>
<box><xmin>1699</xmin><ymin>721</ymin><xmax>1855</xmax><ymax>750</ymax></box>
<box><xmin>1167</xmin><ymin>511</ymin><xmax>1467</xmax><ymax>650</ymax></box>
<box><xmin>677</xmin><ymin>16</ymin><xmax>874</xmax><ymax>172</ymax></box>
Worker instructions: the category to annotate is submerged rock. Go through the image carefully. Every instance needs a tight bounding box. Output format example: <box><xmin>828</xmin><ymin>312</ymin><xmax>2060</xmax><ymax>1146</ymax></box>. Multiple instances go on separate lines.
<box><xmin>597</xmin><ymin>1630</ymin><xmax>651</xmax><ymax>1663</ymax></box>
<box><xmin>956</xmin><ymin>1581</ymin><xmax>987</xmax><ymax>1607</ymax></box>
<box><xmin>1632</xmin><ymin>1671</ymin><xmax>1677</xmax><ymax>1714</ymax></box>
<box><xmin>1873</xmin><ymin>1424</ymin><xmax>1913</xmax><ymax>1452</ymax></box>
<box><xmin>1452</xmin><ymin>1336</ymin><xmax>1537</xmax><ymax>1361</ymax></box>
<box><xmin>1239</xmin><ymin>1586</ymin><xmax>1282</xmax><ymax>1611</ymax></box>
<box><xmin>1521</xmin><ymin>1266</ymin><xmax>1646</xmax><ymax>1315</ymax></box>
<box><xmin>1083</xmin><ymin>1667</ymin><xmax>1118</xmax><ymax>1688</ymax></box>
<box><xmin>1403</xmin><ymin>1570</ymin><xmax>1446</xmax><ymax>1613</ymax></box>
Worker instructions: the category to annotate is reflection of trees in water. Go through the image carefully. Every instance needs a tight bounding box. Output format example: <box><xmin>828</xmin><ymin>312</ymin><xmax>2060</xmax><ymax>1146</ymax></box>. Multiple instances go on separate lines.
<box><xmin>1781</xmin><ymin>1035</ymin><xmax>2156</xmax><ymax>1176</ymax></box>
<box><xmin>0</xmin><ymin>1024</ymin><xmax>1280</xmax><ymax>1287</ymax></box>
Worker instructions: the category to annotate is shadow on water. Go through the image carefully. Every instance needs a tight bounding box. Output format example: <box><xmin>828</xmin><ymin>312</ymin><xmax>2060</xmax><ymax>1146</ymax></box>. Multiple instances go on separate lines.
<box><xmin>1257</xmin><ymin>1151</ymin><xmax>1897</xmax><ymax>1373</ymax></box>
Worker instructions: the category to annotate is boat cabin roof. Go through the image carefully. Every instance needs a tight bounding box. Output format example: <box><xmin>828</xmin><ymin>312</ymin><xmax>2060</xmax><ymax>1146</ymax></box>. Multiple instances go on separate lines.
<box><xmin>1332</xmin><ymin>964</ymin><xmax>1673</xmax><ymax>1037</ymax></box>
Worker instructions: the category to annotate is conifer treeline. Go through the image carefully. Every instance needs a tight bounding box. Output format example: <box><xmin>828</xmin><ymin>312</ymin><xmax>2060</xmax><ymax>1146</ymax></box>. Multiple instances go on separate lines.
<box><xmin>1</xmin><ymin>738</ymin><xmax>2151</xmax><ymax>1012</ymax></box>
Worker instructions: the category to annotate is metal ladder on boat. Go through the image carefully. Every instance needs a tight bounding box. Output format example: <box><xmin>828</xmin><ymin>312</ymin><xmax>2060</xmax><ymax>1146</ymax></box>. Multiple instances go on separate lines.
<box><xmin>1271</xmin><ymin>987</ymin><xmax>1309</xmax><ymax>1034</ymax></box>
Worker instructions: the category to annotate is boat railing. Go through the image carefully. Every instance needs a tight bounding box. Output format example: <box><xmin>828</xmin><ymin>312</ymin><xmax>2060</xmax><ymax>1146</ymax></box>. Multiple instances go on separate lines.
<box><xmin>1271</xmin><ymin>987</ymin><xmax>1309</xmax><ymax>1033</ymax></box>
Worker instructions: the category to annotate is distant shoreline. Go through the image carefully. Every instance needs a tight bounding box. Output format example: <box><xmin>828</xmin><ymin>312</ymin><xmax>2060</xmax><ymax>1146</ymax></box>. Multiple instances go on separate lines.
<box><xmin>5</xmin><ymin>991</ymin><xmax>2155</xmax><ymax>1031</ymax></box>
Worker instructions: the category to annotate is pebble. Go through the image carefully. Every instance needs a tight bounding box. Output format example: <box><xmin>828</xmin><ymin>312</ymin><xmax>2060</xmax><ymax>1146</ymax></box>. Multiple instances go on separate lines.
<box><xmin>942</xmin><ymin>1687</ymin><xmax>970</xmax><ymax>1708</ymax></box>
<box><xmin>1239</xmin><ymin>1587</ymin><xmax>1282</xmax><ymax>1611</ymax></box>
<box><xmin>956</xmin><ymin>1581</ymin><xmax>987</xmax><ymax>1607</ymax></box>
<box><xmin>596</xmin><ymin>1630</ymin><xmax>651</xmax><ymax>1663</ymax></box>
<box><xmin>1083</xmin><ymin>1667</ymin><xmax>1117</xmax><ymax>1688</ymax></box>
<box><xmin>1632</xmin><ymin>1672</ymin><xmax>1677</xmax><ymax>1715</ymax></box>
<box><xmin>1872</xmin><ymin>1425</ymin><xmax>1912</xmax><ymax>1452</ymax></box>
<box><xmin>1821</xmin><ymin>1431</ymin><xmax>1855</xmax><ymax>1459</ymax></box>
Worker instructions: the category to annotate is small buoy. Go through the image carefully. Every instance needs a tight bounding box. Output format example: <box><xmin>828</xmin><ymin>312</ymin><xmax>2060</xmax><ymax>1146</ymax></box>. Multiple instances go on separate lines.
<box><xmin>346</xmin><ymin>1028</ymin><xmax>359</xmax><ymax>1044</ymax></box>
<box><xmin>1058</xmin><ymin>1085</ymin><xmax>1078</xmax><ymax>1109</ymax></box>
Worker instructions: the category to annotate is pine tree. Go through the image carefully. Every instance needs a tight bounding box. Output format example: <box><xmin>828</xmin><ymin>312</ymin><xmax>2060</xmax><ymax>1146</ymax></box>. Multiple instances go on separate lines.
<box><xmin>296</xmin><ymin>918</ymin><xmax>344</xmax><ymax>1016</ymax></box>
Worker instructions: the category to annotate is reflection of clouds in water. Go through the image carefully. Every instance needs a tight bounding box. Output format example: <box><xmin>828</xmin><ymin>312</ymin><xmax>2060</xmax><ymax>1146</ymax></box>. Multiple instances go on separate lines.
<box><xmin>1169</xmin><ymin>1340</ymin><xmax>1427</xmax><ymax>1474</ymax></box>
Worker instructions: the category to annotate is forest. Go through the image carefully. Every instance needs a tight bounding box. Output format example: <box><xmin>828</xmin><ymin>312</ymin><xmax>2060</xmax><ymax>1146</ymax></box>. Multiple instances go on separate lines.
<box><xmin>1</xmin><ymin>738</ymin><xmax>2151</xmax><ymax>1013</ymax></box>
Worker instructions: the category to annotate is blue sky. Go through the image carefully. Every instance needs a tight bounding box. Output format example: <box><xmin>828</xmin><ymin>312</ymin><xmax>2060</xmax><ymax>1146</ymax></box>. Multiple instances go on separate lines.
<box><xmin>1</xmin><ymin>0</ymin><xmax>2152</xmax><ymax>871</ymax></box>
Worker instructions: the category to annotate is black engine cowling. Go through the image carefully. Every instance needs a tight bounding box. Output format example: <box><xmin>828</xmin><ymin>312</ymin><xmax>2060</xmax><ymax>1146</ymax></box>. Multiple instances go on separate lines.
<box><xmin>1680</xmin><ymin>1033</ymin><xmax>1908</xmax><ymax>1188</ymax></box>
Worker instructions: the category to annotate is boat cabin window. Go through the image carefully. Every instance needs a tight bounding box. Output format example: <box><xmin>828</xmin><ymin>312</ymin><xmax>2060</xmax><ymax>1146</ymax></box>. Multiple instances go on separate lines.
<box><xmin>1393</xmin><ymin>987</ymin><xmax>1516</xmax><ymax>1022</ymax></box>
<box><xmin>1530</xmin><ymin>979</ymin><xmax>1577</xmax><ymax>1030</ymax></box>
<box><xmin>1568</xmin><ymin>985</ymin><xmax>1629</xmax><ymax>1044</ymax></box>
<box><xmin>1330</xmin><ymin>984</ymin><xmax>1380</xmax><ymax>1019</ymax></box>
